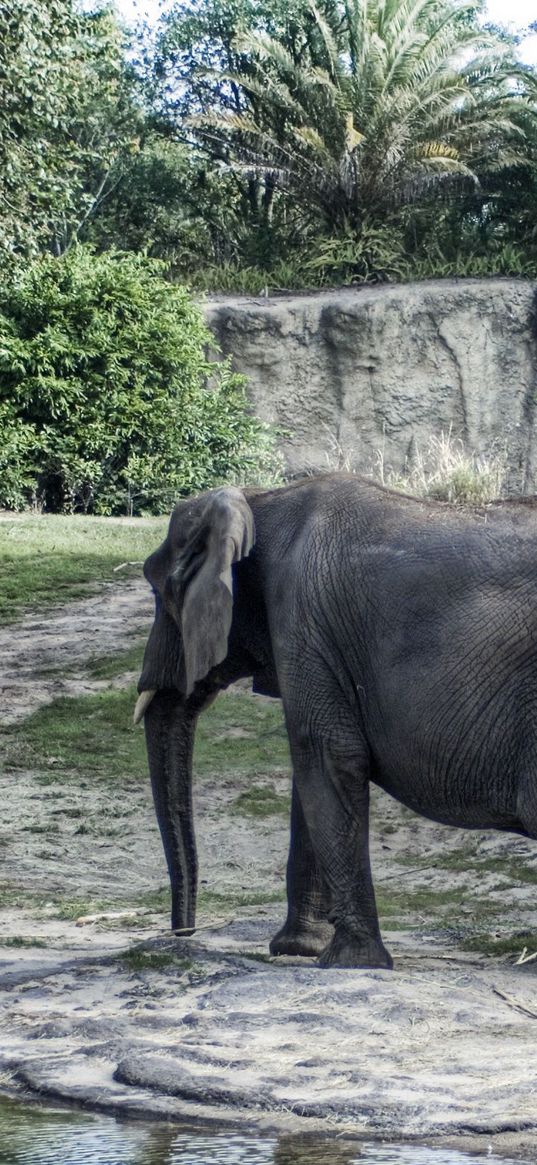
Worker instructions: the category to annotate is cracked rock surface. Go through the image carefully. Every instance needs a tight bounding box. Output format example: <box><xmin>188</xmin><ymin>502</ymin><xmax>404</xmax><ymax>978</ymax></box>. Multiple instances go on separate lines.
<box><xmin>205</xmin><ymin>280</ymin><xmax>537</xmax><ymax>490</ymax></box>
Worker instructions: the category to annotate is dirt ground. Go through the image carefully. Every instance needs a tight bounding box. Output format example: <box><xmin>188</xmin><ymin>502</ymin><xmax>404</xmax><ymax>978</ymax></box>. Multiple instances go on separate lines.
<box><xmin>0</xmin><ymin>578</ymin><xmax>154</xmax><ymax>724</ymax></box>
<box><xmin>1</xmin><ymin>578</ymin><xmax>537</xmax><ymax>1159</ymax></box>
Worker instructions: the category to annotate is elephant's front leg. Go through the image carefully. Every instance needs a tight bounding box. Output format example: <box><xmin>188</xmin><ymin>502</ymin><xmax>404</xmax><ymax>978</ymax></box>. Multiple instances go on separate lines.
<box><xmin>290</xmin><ymin>738</ymin><xmax>393</xmax><ymax>969</ymax></box>
<box><xmin>270</xmin><ymin>778</ymin><xmax>334</xmax><ymax>957</ymax></box>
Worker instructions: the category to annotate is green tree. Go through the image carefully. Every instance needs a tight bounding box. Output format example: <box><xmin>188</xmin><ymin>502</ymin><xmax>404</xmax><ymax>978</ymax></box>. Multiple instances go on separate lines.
<box><xmin>144</xmin><ymin>0</ymin><xmax>537</xmax><ymax>284</ymax></box>
<box><xmin>0</xmin><ymin>0</ymin><xmax>77</xmax><ymax>259</ymax></box>
<box><xmin>0</xmin><ymin>1</ymin><xmax>142</xmax><ymax>263</ymax></box>
<box><xmin>192</xmin><ymin>0</ymin><xmax>536</xmax><ymax>234</ymax></box>
<box><xmin>84</xmin><ymin>131</ymin><xmax>250</xmax><ymax>269</ymax></box>
<box><xmin>143</xmin><ymin>0</ymin><xmax>322</xmax><ymax>267</ymax></box>
<box><xmin>0</xmin><ymin>247</ymin><xmax>280</xmax><ymax>514</ymax></box>
<box><xmin>48</xmin><ymin>7</ymin><xmax>143</xmax><ymax>257</ymax></box>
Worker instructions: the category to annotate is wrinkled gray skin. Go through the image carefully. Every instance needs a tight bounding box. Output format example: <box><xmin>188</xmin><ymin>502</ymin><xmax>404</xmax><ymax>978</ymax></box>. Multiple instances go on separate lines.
<box><xmin>138</xmin><ymin>474</ymin><xmax>537</xmax><ymax>968</ymax></box>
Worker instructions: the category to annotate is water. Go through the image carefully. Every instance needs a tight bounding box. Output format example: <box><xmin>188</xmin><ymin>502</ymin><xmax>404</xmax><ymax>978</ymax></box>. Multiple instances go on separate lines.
<box><xmin>0</xmin><ymin>1099</ymin><xmax>528</xmax><ymax>1165</ymax></box>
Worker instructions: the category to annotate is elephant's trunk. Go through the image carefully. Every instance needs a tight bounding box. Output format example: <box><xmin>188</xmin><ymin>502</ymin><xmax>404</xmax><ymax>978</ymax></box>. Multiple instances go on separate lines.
<box><xmin>143</xmin><ymin>689</ymin><xmax>198</xmax><ymax>933</ymax></box>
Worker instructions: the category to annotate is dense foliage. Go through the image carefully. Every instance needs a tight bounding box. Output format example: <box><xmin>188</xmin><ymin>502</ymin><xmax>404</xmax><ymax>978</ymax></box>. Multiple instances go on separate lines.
<box><xmin>1</xmin><ymin>0</ymin><xmax>536</xmax><ymax>282</ymax></box>
<box><xmin>1</xmin><ymin>0</ymin><xmax>537</xmax><ymax>514</ymax></box>
<box><xmin>0</xmin><ymin>1</ymin><xmax>141</xmax><ymax>263</ymax></box>
<box><xmin>0</xmin><ymin>247</ymin><xmax>280</xmax><ymax>513</ymax></box>
<box><xmin>126</xmin><ymin>0</ymin><xmax>537</xmax><ymax>285</ymax></box>
<box><xmin>183</xmin><ymin>1</ymin><xmax>529</xmax><ymax>221</ymax></box>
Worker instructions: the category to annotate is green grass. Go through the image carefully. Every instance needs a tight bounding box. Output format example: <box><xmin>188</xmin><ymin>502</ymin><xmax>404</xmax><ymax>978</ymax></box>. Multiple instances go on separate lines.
<box><xmin>393</xmin><ymin>846</ymin><xmax>537</xmax><ymax>891</ymax></box>
<box><xmin>199</xmin><ymin>888</ymin><xmax>286</xmax><ymax>910</ymax></box>
<box><xmin>237</xmin><ymin>950</ymin><xmax>274</xmax><ymax>963</ymax></box>
<box><xmin>395</xmin><ymin>848</ymin><xmax>474</xmax><ymax>872</ymax></box>
<box><xmin>131</xmin><ymin>886</ymin><xmax>286</xmax><ymax>920</ymax></box>
<box><xmin>118</xmin><ymin>945</ymin><xmax>194</xmax><ymax>973</ymax></box>
<box><xmin>48</xmin><ymin>897</ymin><xmax>116</xmax><ymax>921</ymax></box>
<box><xmin>376</xmin><ymin>883</ymin><xmax>508</xmax><ymax>936</ymax></box>
<box><xmin>1</xmin><ymin>687</ymin><xmax>289</xmax><ymax>786</ymax></box>
<box><xmin>1</xmin><ymin>936</ymin><xmax>48</xmax><ymax>948</ymax></box>
<box><xmin>232</xmin><ymin>784</ymin><xmax>290</xmax><ymax>818</ymax></box>
<box><xmin>1</xmin><ymin>686</ymin><xmax>147</xmax><ymax>782</ymax></box>
<box><xmin>376</xmin><ymin>885</ymin><xmax>465</xmax><ymax>920</ymax></box>
<box><xmin>460</xmin><ymin>930</ymin><xmax>537</xmax><ymax>958</ymax></box>
<box><xmin>0</xmin><ymin>512</ymin><xmax>166</xmax><ymax>622</ymax></box>
<box><xmin>138</xmin><ymin>887</ymin><xmax>171</xmax><ymax>913</ymax></box>
<box><xmin>0</xmin><ymin>882</ymin><xmax>51</xmax><ymax>912</ymax></box>
<box><xmin>195</xmin><ymin>695</ymin><xmax>289</xmax><ymax>775</ymax></box>
<box><xmin>375</xmin><ymin>880</ymin><xmax>512</xmax><ymax>944</ymax></box>
<box><xmin>96</xmin><ymin>914</ymin><xmax>150</xmax><ymax>931</ymax></box>
<box><xmin>477</xmin><ymin>857</ymin><xmax>537</xmax><ymax>886</ymax></box>
<box><xmin>85</xmin><ymin>641</ymin><xmax>147</xmax><ymax>680</ymax></box>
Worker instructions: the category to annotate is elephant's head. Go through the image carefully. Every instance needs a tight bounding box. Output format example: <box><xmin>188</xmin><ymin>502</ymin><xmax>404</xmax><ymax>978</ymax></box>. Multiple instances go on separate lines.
<box><xmin>135</xmin><ymin>486</ymin><xmax>255</xmax><ymax>933</ymax></box>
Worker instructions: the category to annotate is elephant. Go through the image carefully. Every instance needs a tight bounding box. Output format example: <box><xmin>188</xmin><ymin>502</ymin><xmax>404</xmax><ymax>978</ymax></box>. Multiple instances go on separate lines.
<box><xmin>135</xmin><ymin>473</ymin><xmax>537</xmax><ymax>968</ymax></box>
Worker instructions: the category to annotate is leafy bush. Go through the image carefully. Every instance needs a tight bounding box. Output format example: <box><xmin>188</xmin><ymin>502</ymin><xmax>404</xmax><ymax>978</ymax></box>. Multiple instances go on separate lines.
<box><xmin>0</xmin><ymin>404</ymin><xmax>40</xmax><ymax>510</ymax></box>
<box><xmin>0</xmin><ymin>247</ymin><xmax>281</xmax><ymax>514</ymax></box>
<box><xmin>303</xmin><ymin>224</ymin><xmax>410</xmax><ymax>285</ymax></box>
<box><xmin>185</xmin><ymin>233</ymin><xmax>537</xmax><ymax>294</ymax></box>
<box><xmin>187</xmin><ymin>225</ymin><xmax>410</xmax><ymax>292</ymax></box>
<box><xmin>410</xmin><ymin>241</ymin><xmax>537</xmax><ymax>282</ymax></box>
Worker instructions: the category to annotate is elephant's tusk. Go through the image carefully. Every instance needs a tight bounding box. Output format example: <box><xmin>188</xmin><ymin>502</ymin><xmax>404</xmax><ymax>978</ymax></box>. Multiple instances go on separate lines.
<box><xmin>133</xmin><ymin>689</ymin><xmax>157</xmax><ymax>725</ymax></box>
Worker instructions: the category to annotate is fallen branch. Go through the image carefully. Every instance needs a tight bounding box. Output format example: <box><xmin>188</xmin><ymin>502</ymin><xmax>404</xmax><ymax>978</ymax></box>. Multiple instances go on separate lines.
<box><xmin>515</xmin><ymin>946</ymin><xmax>537</xmax><ymax>966</ymax></box>
<box><xmin>380</xmin><ymin>866</ymin><xmax>433</xmax><ymax>881</ymax></box>
<box><xmin>492</xmin><ymin>985</ymin><xmax>537</xmax><ymax>1020</ymax></box>
<box><xmin>113</xmin><ymin>561</ymin><xmax>143</xmax><ymax>572</ymax></box>
<box><xmin>75</xmin><ymin>909</ymin><xmax>152</xmax><ymax>926</ymax></box>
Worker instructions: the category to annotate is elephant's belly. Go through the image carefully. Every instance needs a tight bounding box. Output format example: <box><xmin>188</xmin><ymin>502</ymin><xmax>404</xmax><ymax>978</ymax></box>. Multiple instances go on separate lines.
<box><xmin>369</xmin><ymin>723</ymin><xmax>523</xmax><ymax>832</ymax></box>
<box><xmin>363</xmin><ymin>610</ymin><xmax>537</xmax><ymax>832</ymax></box>
<box><xmin>371</xmin><ymin>766</ymin><xmax>522</xmax><ymax>831</ymax></box>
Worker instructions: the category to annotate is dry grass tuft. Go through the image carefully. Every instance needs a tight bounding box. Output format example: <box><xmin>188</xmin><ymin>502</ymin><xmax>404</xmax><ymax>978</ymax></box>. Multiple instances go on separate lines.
<box><xmin>322</xmin><ymin>428</ymin><xmax>507</xmax><ymax>505</ymax></box>
<box><xmin>377</xmin><ymin>430</ymin><xmax>507</xmax><ymax>505</ymax></box>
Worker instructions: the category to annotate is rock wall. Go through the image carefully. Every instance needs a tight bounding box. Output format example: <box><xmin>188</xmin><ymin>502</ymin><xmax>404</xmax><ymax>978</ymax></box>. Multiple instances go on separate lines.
<box><xmin>204</xmin><ymin>279</ymin><xmax>537</xmax><ymax>491</ymax></box>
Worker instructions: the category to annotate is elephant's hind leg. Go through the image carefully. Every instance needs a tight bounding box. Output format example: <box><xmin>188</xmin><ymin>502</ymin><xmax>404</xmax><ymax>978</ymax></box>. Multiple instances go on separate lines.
<box><xmin>270</xmin><ymin>778</ymin><xmax>333</xmax><ymax>957</ymax></box>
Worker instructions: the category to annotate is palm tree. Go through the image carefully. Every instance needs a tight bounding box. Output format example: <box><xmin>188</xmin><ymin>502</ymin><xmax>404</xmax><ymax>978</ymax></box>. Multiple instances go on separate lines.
<box><xmin>192</xmin><ymin>0</ymin><xmax>536</xmax><ymax>233</ymax></box>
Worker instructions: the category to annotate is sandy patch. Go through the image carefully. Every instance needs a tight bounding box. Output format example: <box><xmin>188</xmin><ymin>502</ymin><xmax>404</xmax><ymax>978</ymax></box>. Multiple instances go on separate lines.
<box><xmin>0</xmin><ymin>580</ymin><xmax>153</xmax><ymax>723</ymax></box>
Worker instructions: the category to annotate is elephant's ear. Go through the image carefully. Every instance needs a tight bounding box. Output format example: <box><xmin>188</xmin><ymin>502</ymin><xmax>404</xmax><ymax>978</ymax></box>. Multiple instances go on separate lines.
<box><xmin>170</xmin><ymin>487</ymin><xmax>255</xmax><ymax>696</ymax></box>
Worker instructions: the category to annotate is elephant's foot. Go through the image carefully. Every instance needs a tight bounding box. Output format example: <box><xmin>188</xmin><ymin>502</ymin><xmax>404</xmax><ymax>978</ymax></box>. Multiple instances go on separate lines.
<box><xmin>318</xmin><ymin>929</ymin><xmax>393</xmax><ymax>969</ymax></box>
<box><xmin>269</xmin><ymin>919</ymin><xmax>334</xmax><ymax>958</ymax></box>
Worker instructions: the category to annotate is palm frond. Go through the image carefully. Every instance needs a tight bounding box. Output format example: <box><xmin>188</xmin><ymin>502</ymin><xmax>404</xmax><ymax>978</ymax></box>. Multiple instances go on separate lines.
<box><xmin>186</xmin><ymin>0</ymin><xmax>537</xmax><ymax>228</ymax></box>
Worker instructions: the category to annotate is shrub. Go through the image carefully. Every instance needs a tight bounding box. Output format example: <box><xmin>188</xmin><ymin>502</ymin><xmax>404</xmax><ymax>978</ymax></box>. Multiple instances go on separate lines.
<box><xmin>0</xmin><ymin>247</ymin><xmax>281</xmax><ymax>514</ymax></box>
<box><xmin>303</xmin><ymin>224</ymin><xmax>411</xmax><ymax>285</ymax></box>
<box><xmin>0</xmin><ymin>404</ymin><xmax>40</xmax><ymax>510</ymax></box>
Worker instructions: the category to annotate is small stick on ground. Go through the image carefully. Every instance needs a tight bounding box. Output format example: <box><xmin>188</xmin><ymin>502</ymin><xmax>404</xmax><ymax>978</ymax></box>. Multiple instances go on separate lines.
<box><xmin>515</xmin><ymin>946</ymin><xmax>537</xmax><ymax>966</ymax></box>
<box><xmin>75</xmin><ymin>909</ymin><xmax>152</xmax><ymax>926</ymax></box>
<box><xmin>492</xmin><ymin>986</ymin><xmax>537</xmax><ymax>1021</ymax></box>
